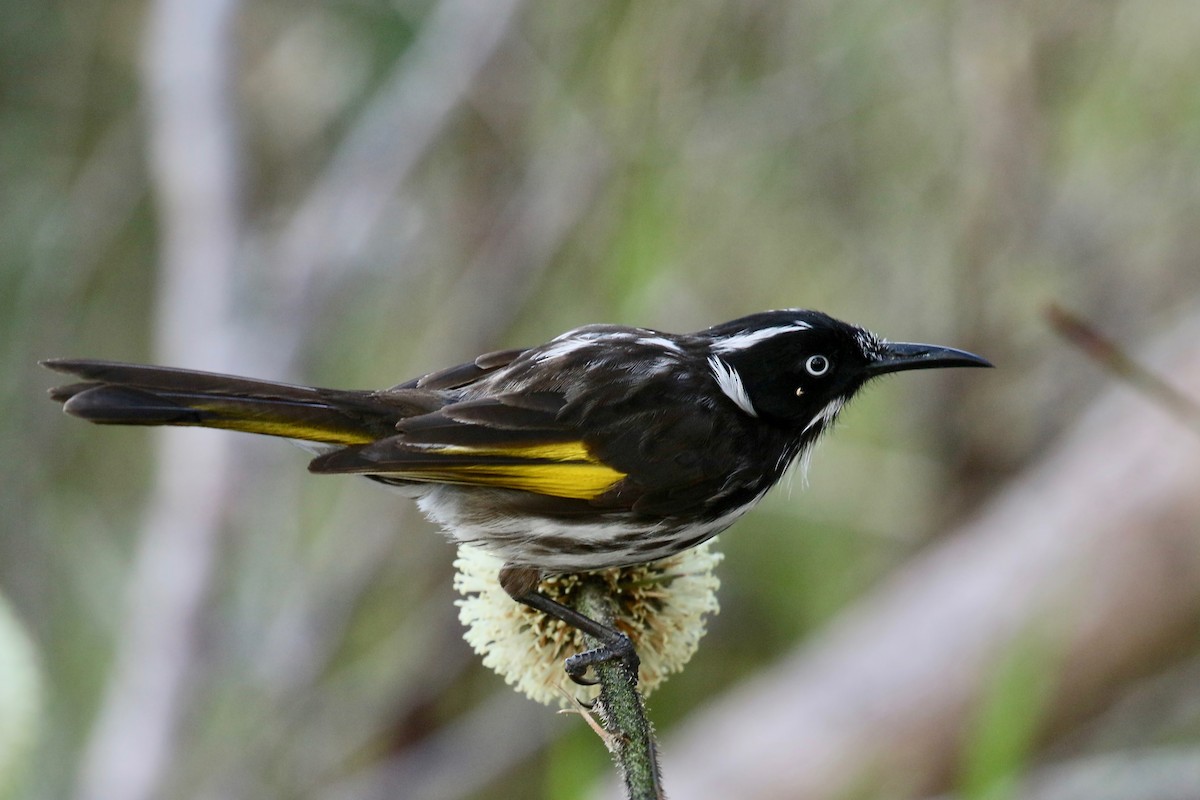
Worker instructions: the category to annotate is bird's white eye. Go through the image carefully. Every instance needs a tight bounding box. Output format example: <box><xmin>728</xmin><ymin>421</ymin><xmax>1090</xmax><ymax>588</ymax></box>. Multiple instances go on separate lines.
<box><xmin>805</xmin><ymin>355</ymin><xmax>831</xmax><ymax>376</ymax></box>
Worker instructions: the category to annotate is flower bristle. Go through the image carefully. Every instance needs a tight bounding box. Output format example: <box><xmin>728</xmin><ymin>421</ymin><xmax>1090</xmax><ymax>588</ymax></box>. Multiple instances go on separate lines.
<box><xmin>454</xmin><ymin>541</ymin><xmax>723</xmax><ymax>706</ymax></box>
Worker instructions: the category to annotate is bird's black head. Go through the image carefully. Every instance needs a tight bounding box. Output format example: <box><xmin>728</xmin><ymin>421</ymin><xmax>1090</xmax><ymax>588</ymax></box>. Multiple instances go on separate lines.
<box><xmin>704</xmin><ymin>309</ymin><xmax>990</xmax><ymax>436</ymax></box>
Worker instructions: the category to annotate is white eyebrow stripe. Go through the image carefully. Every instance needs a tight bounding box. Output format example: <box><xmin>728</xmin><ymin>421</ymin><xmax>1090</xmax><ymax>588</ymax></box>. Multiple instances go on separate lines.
<box><xmin>711</xmin><ymin>322</ymin><xmax>811</xmax><ymax>353</ymax></box>
<box><xmin>707</xmin><ymin>356</ymin><xmax>757</xmax><ymax>417</ymax></box>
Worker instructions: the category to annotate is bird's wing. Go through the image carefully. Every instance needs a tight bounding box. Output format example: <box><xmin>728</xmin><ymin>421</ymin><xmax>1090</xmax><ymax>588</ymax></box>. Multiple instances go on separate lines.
<box><xmin>391</xmin><ymin>348</ymin><xmax>529</xmax><ymax>391</ymax></box>
<box><xmin>582</xmin><ymin>407</ymin><xmax>737</xmax><ymax>515</ymax></box>
<box><xmin>308</xmin><ymin>392</ymin><xmax>629</xmax><ymax>501</ymax></box>
<box><xmin>308</xmin><ymin>391</ymin><xmax>733</xmax><ymax>511</ymax></box>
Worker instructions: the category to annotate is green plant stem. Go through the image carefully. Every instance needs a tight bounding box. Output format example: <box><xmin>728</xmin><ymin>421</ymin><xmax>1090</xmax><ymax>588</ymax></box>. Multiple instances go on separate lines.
<box><xmin>576</xmin><ymin>579</ymin><xmax>663</xmax><ymax>800</ymax></box>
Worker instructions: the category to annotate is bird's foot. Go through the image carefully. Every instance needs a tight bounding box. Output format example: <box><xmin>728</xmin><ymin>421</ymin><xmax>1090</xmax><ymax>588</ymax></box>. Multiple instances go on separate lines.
<box><xmin>565</xmin><ymin>632</ymin><xmax>640</xmax><ymax>686</ymax></box>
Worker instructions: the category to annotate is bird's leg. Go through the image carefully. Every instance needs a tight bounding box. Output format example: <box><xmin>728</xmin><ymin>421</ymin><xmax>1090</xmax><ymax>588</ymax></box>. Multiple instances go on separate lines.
<box><xmin>500</xmin><ymin>565</ymin><xmax>640</xmax><ymax>687</ymax></box>
<box><xmin>515</xmin><ymin>590</ymin><xmax>640</xmax><ymax>686</ymax></box>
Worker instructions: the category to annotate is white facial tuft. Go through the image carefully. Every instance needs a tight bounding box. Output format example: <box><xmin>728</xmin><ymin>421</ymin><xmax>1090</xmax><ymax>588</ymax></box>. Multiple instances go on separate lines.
<box><xmin>854</xmin><ymin>329</ymin><xmax>886</xmax><ymax>360</ymax></box>
<box><xmin>802</xmin><ymin>396</ymin><xmax>845</xmax><ymax>435</ymax></box>
<box><xmin>707</xmin><ymin>356</ymin><xmax>758</xmax><ymax>417</ymax></box>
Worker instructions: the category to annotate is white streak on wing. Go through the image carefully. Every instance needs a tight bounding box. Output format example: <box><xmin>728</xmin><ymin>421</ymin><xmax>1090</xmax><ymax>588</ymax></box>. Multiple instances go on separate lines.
<box><xmin>533</xmin><ymin>335</ymin><xmax>595</xmax><ymax>362</ymax></box>
<box><xmin>707</xmin><ymin>355</ymin><xmax>757</xmax><ymax>417</ymax></box>
<box><xmin>634</xmin><ymin>356</ymin><xmax>676</xmax><ymax>377</ymax></box>
<box><xmin>635</xmin><ymin>335</ymin><xmax>683</xmax><ymax>353</ymax></box>
<box><xmin>711</xmin><ymin>322</ymin><xmax>811</xmax><ymax>353</ymax></box>
<box><xmin>530</xmin><ymin>328</ymin><xmax>683</xmax><ymax>365</ymax></box>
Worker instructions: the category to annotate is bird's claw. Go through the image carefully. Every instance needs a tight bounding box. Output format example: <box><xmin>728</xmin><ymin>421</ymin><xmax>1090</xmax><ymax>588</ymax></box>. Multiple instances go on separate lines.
<box><xmin>564</xmin><ymin>633</ymin><xmax>640</xmax><ymax>686</ymax></box>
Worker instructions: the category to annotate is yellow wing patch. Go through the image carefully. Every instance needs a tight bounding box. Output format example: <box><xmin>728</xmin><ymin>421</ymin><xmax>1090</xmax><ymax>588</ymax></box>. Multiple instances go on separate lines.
<box><xmin>435</xmin><ymin>441</ymin><xmax>597</xmax><ymax>462</ymax></box>
<box><xmin>187</xmin><ymin>401</ymin><xmax>378</xmax><ymax>445</ymax></box>
<box><xmin>205</xmin><ymin>418</ymin><xmax>376</xmax><ymax>445</ymax></box>
<box><xmin>392</xmin><ymin>440</ymin><xmax>626</xmax><ymax>500</ymax></box>
<box><xmin>393</xmin><ymin>463</ymin><xmax>624</xmax><ymax>500</ymax></box>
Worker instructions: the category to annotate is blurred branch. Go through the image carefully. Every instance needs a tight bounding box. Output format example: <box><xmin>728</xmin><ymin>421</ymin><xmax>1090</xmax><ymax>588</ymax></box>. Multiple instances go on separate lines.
<box><xmin>180</xmin><ymin>10</ymin><xmax>590</xmax><ymax>795</ymax></box>
<box><xmin>291</xmin><ymin>66</ymin><xmax>614</xmax><ymax>789</ymax></box>
<box><xmin>199</xmin><ymin>0</ymin><xmax>533</xmax><ymax>748</ymax></box>
<box><xmin>271</xmin><ymin>0</ymin><xmax>525</xmax><ymax>316</ymax></box>
<box><xmin>408</xmin><ymin>33</ymin><xmax>612</xmax><ymax>365</ymax></box>
<box><xmin>632</xmin><ymin>307</ymin><xmax>1200</xmax><ymax>799</ymax></box>
<box><xmin>136</xmin><ymin>6</ymin><xmax>530</xmax><ymax>704</ymax></box>
<box><xmin>74</xmin><ymin>2</ymin><xmax>244</xmax><ymax>800</ymax></box>
<box><xmin>322</xmin><ymin>689</ymin><xmax>559</xmax><ymax>800</ymax></box>
<box><xmin>251</xmin><ymin>491</ymin><xmax>426</xmax><ymax>699</ymax></box>
<box><xmin>188</xmin><ymin>588</ymin><xmax>477</xmax><ymax>800</ymax></box>
<box><xmin>419</xmin><ymin>97</ymin><xmax>610</xmax><ymax>361</ymax></box>
<box><xmin>0</xmin><ymin>592</ymin><xmax>40</xmax><ymax>796</ymax></box>
<box><xmin>1047</xmin><ymin>303</ymin><xmax>1200</xmax><ymax>436</ymax></box>
<box><xmin>147</xmin><ymin>10</ymin><xmax>595</xmax><ymax>796</ymax></box>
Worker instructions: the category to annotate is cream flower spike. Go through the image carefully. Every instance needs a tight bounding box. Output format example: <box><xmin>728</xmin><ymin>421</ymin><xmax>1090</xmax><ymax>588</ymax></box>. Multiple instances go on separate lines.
<box><xmin>454</xmin><ymin>541</ymin><xmax>723</xmax><ymax>706</ymax></box>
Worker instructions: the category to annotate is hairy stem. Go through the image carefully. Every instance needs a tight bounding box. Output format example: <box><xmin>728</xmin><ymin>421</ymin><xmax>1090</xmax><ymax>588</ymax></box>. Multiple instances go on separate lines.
<box><xmin>575</xmin><ymin>579</ymin><xmax>663</xmax><ymax>800</ymax></box>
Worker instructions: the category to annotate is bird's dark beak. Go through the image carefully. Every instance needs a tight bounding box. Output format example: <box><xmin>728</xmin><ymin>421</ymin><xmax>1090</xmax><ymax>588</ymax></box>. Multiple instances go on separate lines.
<box><xmin>865</xmin><ymin>342</ymin><xmax>993</xmax><ymax>377</ymax></box>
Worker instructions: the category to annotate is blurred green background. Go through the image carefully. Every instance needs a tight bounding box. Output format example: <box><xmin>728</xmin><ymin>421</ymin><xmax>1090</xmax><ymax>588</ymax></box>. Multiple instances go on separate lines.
<box><xmin>5</xmin><ymin>1</ymin><xmax>1200</xmax><ymax>798</ymax></box>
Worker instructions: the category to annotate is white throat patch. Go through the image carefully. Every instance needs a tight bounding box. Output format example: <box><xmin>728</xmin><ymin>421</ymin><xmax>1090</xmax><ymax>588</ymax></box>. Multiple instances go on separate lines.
<box><xmin>803</xmin><ymin>396</ymin><xmax>845</xmax><ymax>434</ymax></box>
<box><xmin>707</xmin><ymin>356</ymin><xmax>757</xmax><ymax>417</ymax></box>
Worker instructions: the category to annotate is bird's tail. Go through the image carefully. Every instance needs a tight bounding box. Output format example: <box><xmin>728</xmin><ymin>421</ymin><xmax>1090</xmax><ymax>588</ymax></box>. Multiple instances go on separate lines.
<box><xmin>43</xmin><ymin>359</ymin><xmax>431</xmax><ymax>446</ymax></box>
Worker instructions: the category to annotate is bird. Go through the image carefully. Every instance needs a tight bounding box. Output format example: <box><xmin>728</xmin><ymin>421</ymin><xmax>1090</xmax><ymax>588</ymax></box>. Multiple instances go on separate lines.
<box><xmin>44</xmin><ymin>309</ymin><xmax>990</xmax><ymax>682</ymax></box>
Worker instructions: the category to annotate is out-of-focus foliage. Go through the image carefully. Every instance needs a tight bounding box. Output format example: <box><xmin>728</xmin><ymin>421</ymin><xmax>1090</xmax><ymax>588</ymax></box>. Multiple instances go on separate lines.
<box><xmin>5</xmin><ymin>1</ymin><xmax>1200</xmax><ymax>798</ymax></box>
<box><xmin>0</xmin><ymin>596</ymin><xmax>40</xmax><ymax>799</ymax></box>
